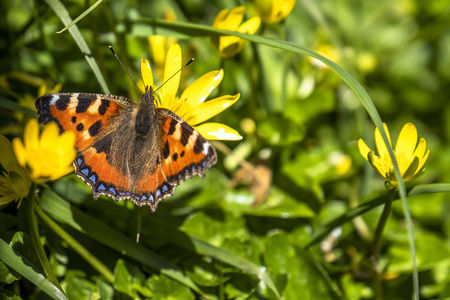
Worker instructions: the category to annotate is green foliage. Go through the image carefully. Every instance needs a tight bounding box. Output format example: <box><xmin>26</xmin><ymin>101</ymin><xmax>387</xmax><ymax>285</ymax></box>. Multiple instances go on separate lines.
<box><xmin>1</xmin><ymin>0</ymin><xmax>450</xmax><ymax>299</ymax></box>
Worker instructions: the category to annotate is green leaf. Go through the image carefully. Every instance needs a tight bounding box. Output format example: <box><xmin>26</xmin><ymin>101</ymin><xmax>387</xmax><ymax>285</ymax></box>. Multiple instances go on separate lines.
<box><xmin>113</xmin><ymin>259</ymin><xmax>152</xmax><ymax>298</ymax></box>
<box><xmin>148</xmin><ymin>274</ymin><xmax>195</xmax><ymax>300</ymax></box>
<box><xmin>257</xmin><ymin>113</ymin><xmax>305</xmax><ymax>146</ymax></box>
<box><xmin>56</xmin><ymin>0</ymin><xmax>104</xmax><ymax>34</ymax></box>
<box><xmin>0</xmin><ymin>238</ymin><xmax>68</xmax><ymax>300</ymax></box>
<box><xmin>0</xmin><ymin>97</ymin><xmax>37</xmax><ymax>116</ymax></box>
<box><xmin>64</xmin><ymin>270</ymin><xmax>101</xmax><ymax>300</ymax></box>
<box><xmin>264</xmin><ymin>231</ymin><xmax>339</xmax><ymax>299</ymax></box>
<box><xmin>182</xmin><ymin>256</ymin><xmax>228</xmax><ymax>287</ymax></box>
<box><xmin>222</xmin><ymin>187</ymin><xmax>315</xmax><ymax>218</ymax></box>
<box><xmin>284</xmin><ymin>90</ymin><xmax>336</xmax><ymax>124</ymax></box>
<box><xmin>388</xmin><ymin>232</ymin><xmax>450</xmax><ymax>273</ymax></box>
<box><xmin>38</xmin><ymin>188</ymin><xmax>201</xmax><ymax>294</ymax></box>
<box><xmin>224</xmin><ymin>273</ymin><xmax>258</xmax><ymax>299</ymax></box>
<box><xmin>0</xmin><ymin>262</ymin><xmax>20</xmax><ymax>284</ymax></box>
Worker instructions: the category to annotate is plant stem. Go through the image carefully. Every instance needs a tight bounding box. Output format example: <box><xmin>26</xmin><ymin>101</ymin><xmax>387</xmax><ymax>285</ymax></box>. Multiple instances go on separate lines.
<box><xmin>370</xmin><ymin>188</ymin><xmax>396</xmax><ymax>300</ymax></box>
<box><xmin>35</xmin><ymin>204</ymin><xmax>115</xmax><ymax>284</ymax></box>
<box><xmin>26</xmin><ymin>183</ymin><xmax>65</xmax><ymax>293</ymax></box>
<box><xmin>371</xmin><ymin>188</ymin><xmax>396</xmax><ymax>256</ymax></box>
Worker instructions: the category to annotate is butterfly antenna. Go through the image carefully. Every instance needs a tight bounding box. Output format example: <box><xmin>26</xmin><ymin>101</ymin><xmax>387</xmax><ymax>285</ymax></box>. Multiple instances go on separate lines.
<box><xmin>109</xmin><ymin>46</ymin><xmax>142</xmax><ymax>94</ymax></box>
<box><xmin>152</xmin><ymin>58</ymin><xmax>194</xmax><ymax>94</ymax></box>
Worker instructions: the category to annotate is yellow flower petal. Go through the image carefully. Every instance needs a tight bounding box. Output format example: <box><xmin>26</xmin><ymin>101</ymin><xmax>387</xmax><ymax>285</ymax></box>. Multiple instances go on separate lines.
<box><xmin>357</xmin><ymin>139</ymin><xmax>372</xmax><ymax>161</ymax></box>
<box><xmin>211</xmin><ymin>6</ymin><xmax>260</xmax><ymax>58</ymax></box>
<box><xmin>395</xmin><ymin>123</ymin><xmax>417</xmax><ymax>159</ymax></box>
<box><xmin>161</xmin><ymin>44</ymin><xmax>181</xmax><ymax>101</ymax></box>
<box><xmin>187</xmin><ymin>94</ymin><xmax>240</xmax><ymax>126</ymax></box>
<box><xmin>255</xmin><ymin>0</ymin><xmax>296</xmax><ymax>24</ymax></box>
<box><xmin>13</xmin><ymin>119</ymin><xmax>77</xmax><ymax>183</ymax></box>
<box><xmin>215</xmin><ymin>7</ymin><xmax>245</xmax><ymax>31</ymax></box>
<box><xmin>40</xmin><ymin>122</ymin><xmax>60</xmax><ymax>150</ymax></box>
<box><xmin>368</xmin><ymin>150</ymin><xmax>390</xmax><ymax>177</ymax></box>
<box><xmin>412</xmin><ymin>137</ymin><xmax>426</xmax><ymax>160</ymax></box>
<box><xmin>359</xmin><ymin>122</ymin><xmax>430</xmax><ymax>188</ymax></box>
<box><xmin>218</xmin><ymin>36</ymin><xmax>243</xmax><ymax>57</ymax></box>
<box><xmin>141</xmin><ymin>58</ymin><xmax>154</xmax><ymax>91</ymax></box>
<box><xmin>417</xmin><ymin>148</ymin><xmax>430</xmax><ymax>171</ymax></box>
<box><xmin>24</xmin><ymin>118</ymin><xmax>39</xmax><ymax>151</ymax></box>
<box><xmin>238</xmin><ymin>17</ymin><xmax>261</xmax><ymax>34</ymax></box>
<box><xmin>213</xmin><ymin>9</ymin><xmax>230</xmax><ymax>27</ymax></box>
<box><xmin>148</xmin><ymin>36</ymin><xmax>167</xmax><ymax>67</ymax></box>
<box><xmin>12</xmin><ymin>138</ymin><xmax>26</xmax><ymax>167</ymax></box>
<box><xmin>180</xmin><ymin>70</ymin><xmax>224</xmax><ymax>107</ymax></box>
<box><xmin>195</xmin><ymin>123</ymin><xmax>242</xmax><ymax>140</ymax></box>
<box><xmin>375</xmin><ymin>123</ymin><xmax>391</xmax><ymax>161</ymax></box>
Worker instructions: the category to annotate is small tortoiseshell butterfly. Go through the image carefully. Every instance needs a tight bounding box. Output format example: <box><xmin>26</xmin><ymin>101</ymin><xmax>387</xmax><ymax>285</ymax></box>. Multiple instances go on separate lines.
<box><xmin>35</xmin><ymin>86</ymin><xmax>217</xmax><ymax>211</ymax></box>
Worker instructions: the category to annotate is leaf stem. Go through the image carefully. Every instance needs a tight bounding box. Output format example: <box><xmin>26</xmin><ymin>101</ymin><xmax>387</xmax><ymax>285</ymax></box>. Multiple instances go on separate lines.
<box><xmin>25</xmin><ymin>183</ymin><xmax>65</xmax><ymax>293</ymax></box>
<box><xmin>371</xmin><ymin>188</ymin><xmax>396</xmax><ymax>256</ymax></box>
<box><xmin>370</xmin><ymin>188</ymin><xmax>396</xmax><ymax>300</ymax></box>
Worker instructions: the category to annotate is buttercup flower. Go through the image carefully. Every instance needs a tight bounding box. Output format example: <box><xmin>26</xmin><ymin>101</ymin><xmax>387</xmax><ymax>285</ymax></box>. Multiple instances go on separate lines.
<box><xmin>0</xmin><ymin>136</ymin><xmax>31</xmax><ymax>206</ymax></box>
<box><xmin>254</xmin><ymin>0</ymin><xmax>296</xmax><ymax>24</ymax></box>
<box><xmin>212</xmin><ymin>6</ymin><xmax>261</xmax><ymax>58</ymax></box>
<box><xmin>12</xmin><ymin>119</ymin><xmax>77</xmax><ymax>184</ymax></box>
<box><xmin>148</xmin><ymin>8</ymin><xmax>178</xmax><ymax>78</ymax></box>
<box><xmin>141</xmin><ymin>44</ymin><xmax>242</xmax><ymax>140</ymax></box>
<box><xmin>358</xmin><ymin>123</ymin><xmax>430</xmax><ymax>189</ymax></box>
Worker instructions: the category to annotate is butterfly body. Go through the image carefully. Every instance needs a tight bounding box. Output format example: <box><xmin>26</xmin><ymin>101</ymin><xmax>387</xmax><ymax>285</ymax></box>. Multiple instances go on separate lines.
<box><xmin>36</xmin><ymin>87</ymin><xmax>217</xmax><ymax>211</ymax></box>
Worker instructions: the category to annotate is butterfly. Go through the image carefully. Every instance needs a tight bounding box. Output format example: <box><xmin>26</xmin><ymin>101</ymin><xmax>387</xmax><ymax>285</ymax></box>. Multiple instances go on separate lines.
<box><xmin>35</xmin><ymin>86</ymin><xmax>217</xmax><ymax>211</ymax></box>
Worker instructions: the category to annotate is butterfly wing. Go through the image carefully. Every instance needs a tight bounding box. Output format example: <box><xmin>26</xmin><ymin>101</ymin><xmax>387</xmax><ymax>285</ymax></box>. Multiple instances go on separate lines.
<box><xmin>129</xmin><ymin>108</ymin><xmax>217</xmax><ymax>211</ymax></box>
<box><xmin>36</xmin><ymin>93</ymin><xmax>135</xmax><ymax>150</ymax></box>
<box><xmin>36</xmin><ymin>93</ymin><xmax>137</xmax><ymax>200</ymax></box>
<box><xmin>156</xmin><ymin>108</ymin><xmax>217</xmax><ymax>185</ymax></box>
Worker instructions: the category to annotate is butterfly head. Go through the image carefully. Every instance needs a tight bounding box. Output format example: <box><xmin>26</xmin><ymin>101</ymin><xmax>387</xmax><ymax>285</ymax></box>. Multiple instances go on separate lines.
<box><xmin>140</xmin><ymin>85</ymin><xmax>157</xmax><ymax>105</ymax></box>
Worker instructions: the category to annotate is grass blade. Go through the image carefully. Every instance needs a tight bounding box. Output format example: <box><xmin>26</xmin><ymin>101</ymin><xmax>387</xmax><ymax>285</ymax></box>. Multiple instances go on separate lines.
<box><xmin>43</xmin><ymin>0</ymin><xmax>110</xmax><ymax>94</ymax></box>
<box><xmin>57</xmin><ymin>0</ymin><xmax>104</xmax><ymax>34</ymax></box>
<box><xmin>0</xmin><ymin>238</ymin><xmax>68</xmax><ymax>300</ymax></box>
<box><xmin>0</xmin><ymin>97</ymin><xmax>37</xmax><ymax>116</ymax></box>
<box><xmin>306</xmin><ymin>183</ymin><xmax>450</xmax><ymax>248</ymax></box>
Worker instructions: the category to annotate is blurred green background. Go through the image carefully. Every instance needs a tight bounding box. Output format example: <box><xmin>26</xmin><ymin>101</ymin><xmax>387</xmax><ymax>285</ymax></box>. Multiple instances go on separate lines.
<box><xmin>1</xmin><ymin>0</ymin><xmax>450</xmax><ymax>299</ymax></box>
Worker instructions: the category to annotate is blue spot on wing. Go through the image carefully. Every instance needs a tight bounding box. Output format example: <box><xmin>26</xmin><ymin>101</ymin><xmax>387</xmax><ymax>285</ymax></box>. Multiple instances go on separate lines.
<box><xmin>81</xmin><ymin>168</ymin><xmax>89</xmax><ymax>176</ymax></box>
<box><xmin>89</xmin><ymin>174</ymin><xmax>97</xmax><ymax>185</ymax></box>
<box><xmin>156</xmin><ymin>189</ymin><xmax>161</xmax><ymax>197</ymax></box>
<box><xmin>108</xmin><ymin>187</ymin><xmax>117</xmax><ymax>195</ymax></box>
<box><xmin>162</xmin><ymin>184</ymin><xmax>169</xmax><ymax>192</ymax></box>
<box><xmin>97</xmin><ymin>184</ymin><xmax>106</xmax><ymax>191</ymax></box>
<box><xmin>77</xmin><ymin>157</ymin><xmax>83</xmax><ymax>165</ymax></box>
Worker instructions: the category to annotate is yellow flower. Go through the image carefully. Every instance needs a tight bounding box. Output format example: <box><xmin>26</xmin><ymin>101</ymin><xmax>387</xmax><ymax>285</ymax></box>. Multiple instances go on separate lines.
<box><xmin>141</xmin><ymin>44</ymin><xmax>242</xmax><ymax>140</ymax></box>
<box><xmin>211</xmin><ymin>6</ymin><xmax>261</xmax><ymax>58</ymax></box>
<box><xmin>358</xmin><ymin>123</ymin><xmax>430</xmax><ymax>189</ymax></box>
<box><xmin>148</xmin><ymin>8</ymin><xmax>178</xmax><ymax>78</ymax></box>
<box><xmin>254</xmin><ymin>0</ymin><xmax>296</xmax><ymax>24</ymax></box>
<box><xmin>12</xmin><ymin>119</ymin><xmax>77</xmax><ymax>184</ymax></box>
<box><xmin>0</xmin><ymin>136</ymin><xmax>31</xmax><ymax>206</ymax></box>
